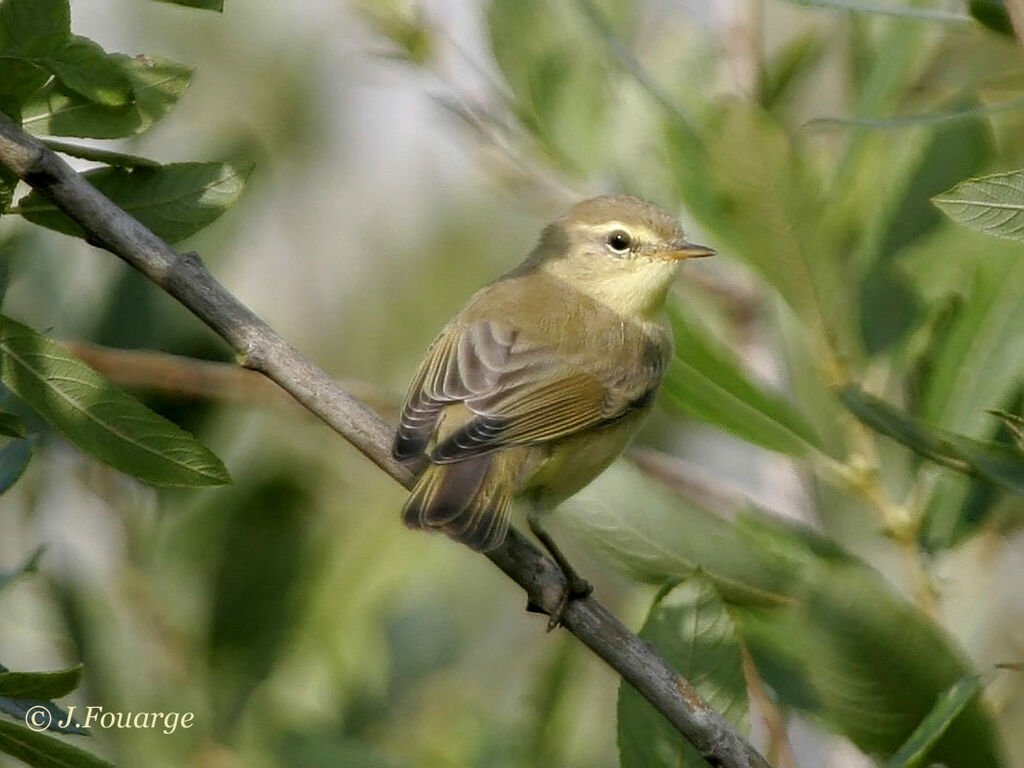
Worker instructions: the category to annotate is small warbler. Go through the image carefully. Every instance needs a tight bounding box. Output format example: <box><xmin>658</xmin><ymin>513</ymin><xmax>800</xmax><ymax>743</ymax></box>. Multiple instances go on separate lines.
<box><xmin>393</xmin><ymin>195</ymin><xmax>713</xmax><ymax>623</ymax></box>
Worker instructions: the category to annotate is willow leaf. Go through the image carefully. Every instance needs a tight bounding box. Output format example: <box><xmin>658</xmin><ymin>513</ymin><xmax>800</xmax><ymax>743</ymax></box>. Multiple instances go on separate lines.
<box><xmin>0</xmin><ymin>314</ymin><xmax>230</xmax><ymax>487</ymax></box>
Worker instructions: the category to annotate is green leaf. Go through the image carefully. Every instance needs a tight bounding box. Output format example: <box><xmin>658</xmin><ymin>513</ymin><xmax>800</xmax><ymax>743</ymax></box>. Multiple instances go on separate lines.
<box><xmin>209</xmin><ymin>474</ymin><xmax>314</xmax><ymax>728</ymax></box>
<box><xmin>861</xmin><ymin>101</ymin><xmax>992</xmax><ymax>353</ymax></box>
<box><xmin>0</xmin><ymin>666</ymin><xmax>83</xmax><ymax>700</ymax></box>
<box><xmin>22</xmin><ymin>54</ymin><xmax>192</xmax><ymax>139</ymax></box>
<box><xmin>17</xmin><ymin>162</ymin><xmax>251</xmax><ymax>243</ymax></box>
<box><xmin>733</xmin><ymin>518</ymin><xmax>1005</xmax><ymax>765</ymax></box>
<box><xmin>487</xmin><ymin>0</ymin><xmax>616</xmax><ymax>172</ymax></box>
<box><xmin>840</xmin><ymin>386</ymin><xmax>1024</xmax><ymax>496</ymax></box>
<box><xmin>880</xmin><ymin>108</ymin><xmax>994</xmax><ymax>260</ymax></box>
<box><xmin>0</xmin><ymin>662</ymin><xmax>84</xmax><ymax>737</ymax></box>
<box><xmin>0</xmin><ymin>0</ymin><xmax>70</xmax><ymax>100</ymax></box>
<box><xmin>618</xmin><ymin>575</ymin><xmax>748</xmax><ymax>768</ymax></box>
<box><xmin>0</xmin><ymin>437</ymin><xmax>32</xmax><ymax>494</ymax></box>
<box><xmin>989</xmin><ymin>410</ymin><xmax>1024</xmax><ymax>451</ymax></box>
<box><xmin>0</xmin><ymin>719</ymin><xmax>112</xmax><ymax>768</ymax></box>
<box><xmin>560</xmin><ymin>461</ymin><xmax>797</xmax><ymax>606</ymax></box>
<box><xmin>152</xmin><ymin>0</ymin><xmax>224</xmax><ymax>10</ymax></box>
<box><xmin>277</xmin><ymin>734</ymin><xmax>409</xmax><ymax>768</ymax></box>
<box><xmin>0</xmin><ymin>410</ymin><xmax>25</xmax><ymax>437</ymax></box>
<box><xmin>858</xmin><ymin>266</ymin><xmax>921</xmax><ymax>354</ymax></box>
<box><xmin>758</xmin><ymin>31</ymin><xmax>825</xmax><ymax>111</ymax></box>
<box><xmin>969</xmin><ymin>0</ymin><xmax>1014</xmax><ymax>35</ymax></box>
<box><xmin>909</xmin><ymin>240</ymin><xmax>1024</xmax><ymax>548</ymax></box>
<box><xmin>679</xmin><ymin>100</ymin><xmax>852</xmax><ymax>352</ymax></box>
<box><xmin>886</xmin><ymin>674</ymin><xmax>983</xmax><ymax>768</ymax></box>
<box><xmin>919</xmin><ymin>242</ymin><xmax>1024</xmax><ymax>435</ymax></box>
<box><xmin>933</xmin><ymin>171</ymin><xmax>1024</xmax><ymax>242</ymax></box>
<box><xmin>664</xmin><ymin>305</ymin><xmax>827</xmax><ymax>457</ymax></box>
<box><xmin>41</xmin><ymin>139</ymin><xmax>159</xmax><ymax>168</ymax></box>
<box><xmin>38</xmin><ymin>36</ymin><xmax>132</xmax><ymax>107</ymax></box>
<box><xmin>0</xmin><ymin>314</ymin><xmax>231</xmax><ymax>486</ymax></box>
<box><xmin>0</xmin><ymin>547</ymin><xmax>43</xmax><ymax>594</ymax></box>
<box><xmin>564</xmin><ymin>461</ymin><xmax>1006</xmax><ymax>764</ymax></box>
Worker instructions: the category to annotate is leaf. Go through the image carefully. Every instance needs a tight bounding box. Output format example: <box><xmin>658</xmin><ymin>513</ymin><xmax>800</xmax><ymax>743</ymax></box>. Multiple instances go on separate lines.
<box><xmin>919</xmin><ymin>242</ymin><xmax>1024</xmax><ymax>436</ymax></box>
<box><xmin>0</xmin><ymin>663</ymin><xmax>84</xmax><ymax>737</ymax></box>
<box><xmin>152</xmin><ymin>0</ymin><xmax>224</xmax><ymax>10</ymax></box>
<box><xmin>886</xmin><ymin>675</ymin><xmax>983</xmax><ymax>768</ymax></box>
<box><xmin>880</xmin><ymin>107</ymin><xmax>994</xmax><ymax>260</ymax></box>
<box><xmin>758</xmin><ymin>31</ymin><xmax>825</xmax><ymax>111</ymax></box>
<box><xmin>208</xmin><ymin>474</ymin><xmax>314</xmax><ymax>729</ymax></box>
<box><xmin>559</xmin><ymin>461</ymin><xmax>798</xmax><ymax>606</ymax></box>
<box><xmin>487</xmin><ymin>0</ymin><xmax>617</xmax><ymax>172</ymax></box>
<box><xmin>840</xmin><ymin>386</ymin><xmax>1024</xmax><ymax>496</ymax></box>
<box><xmin>989</xmin><ymin>409</ymin><xmax>1024</xmax><ymax>451</ymax></box>
<box><xmin>0</xmin><ymin>0</ymin><xmax>70</xmax><ymax>100</ymax></box>
<box><xmin>676</xmin><ymin>100</ymin><xmax>852</xmax><ymax>352</ymax></box>
<box><xmin>969</xmin><ymin>0</ymin><xmax>1014</xmax><ymax>36</ymax></box>
<box><xmin>664</xmin><ymin>305</ymin><xmax>828</xmax><ymax>457</ymax></box>
<box><xmin>0</xmin><ymin>547</ymin><xmax>43</xmax><ymax>594</ymax></box>
<box><xmin>0</xmin><ymin>314</ymin><xmax>231</xmax><ymax>487</ymax></box>
<box><xmin>17</xmin><ymin>162</ymin><xmax>252</xmax><ymax>243</ymax></box>
<box><xmin>858</xmin><ymin>266</ymin><xmax>922</xmax><ymax>354</ymax></box>
<box><xmin>933</xmin><ymin>171</ymin><xmax>1024</xmax><ymax>242</ymax></box>
<box><xmin>0</xmin><ymin>410</ymin><xmax>25</xmax><ymax>437</ymax></box>
<box><xmin>563</xmin><ymin>461</ymin><xmax>1006</xmax><ymax>764</ymax></box>
<box><xmin>618</xmin><ymin>575</ymin><xmax>748</xmax><ymax>768</ymax></box>
<box><xmin>277</xmin><ymin>734</ymin><xmax>409</xmax><ymax>768</ymax></box>
<box><xmin>733</xmin><ymin>518</ymin><xmax>1005</xmax><ymax>766</ymax></box>
<box><xmin>0</xmin><ymin>437</ymin><xmax>32</xmax><ymax>494</ymax></box>
<box><xmin>0</xmin><ymin>719</ymin><xmax>112</xmax><ymax>767</ymax></box>
<box><xmin>22</xmin><ymin>54</ymin><xmax>192</xmax><ymax>139</ymax></box>
<box><xmin>909</xmin><ymin>241</ymin><xmax>1024</xmax><ymax>548</ymax></box>
<box><xmin>861</xmin><ymin>100</ymin><xmax>993</xmax><ymax>353</ymax></box>
<box><xmin>41</xmin><ymin>139</ymin><xmax>159</xmax><ymax>168</ymax></box>
<box><xmin>38</xmin><ymin>36</ymin><xmax>132</xmax><ymax>107</ymax></box>
<box><xmin>0</xmin><ymin>666</ymin><xmax>83</xmax><ymax>700</ymax></box>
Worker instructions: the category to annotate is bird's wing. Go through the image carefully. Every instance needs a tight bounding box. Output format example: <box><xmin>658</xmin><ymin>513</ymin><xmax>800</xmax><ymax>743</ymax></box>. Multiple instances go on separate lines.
<box><xmin>393</xmin><ymin>319</ymin><xmax>654</xmax><ymax>463</ymax></box>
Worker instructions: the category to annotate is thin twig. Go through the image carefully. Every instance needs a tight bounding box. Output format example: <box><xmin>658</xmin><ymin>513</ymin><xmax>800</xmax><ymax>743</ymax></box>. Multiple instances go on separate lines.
<box><xmin>779</xmin><ymin>0</ymin><xmax>972</xmax><ymax>23</ymax></box>
<box><xmin>575</xmin><ymin>0</ymin><xmax>698</xmax><ymax>130</ymax></box>
<box><xmin>59</xmin><ymin>340</ymin><xmax>399</xmax><ymax>417</ymax></box>
<box><xmin>0</xmin><ymin>110</ymin><xmax>771</xmax><ymax>768</ymax></box>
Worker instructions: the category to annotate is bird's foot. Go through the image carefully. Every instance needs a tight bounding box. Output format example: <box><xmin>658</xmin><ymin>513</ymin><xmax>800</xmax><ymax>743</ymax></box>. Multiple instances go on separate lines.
<box><xmin>545</xmin><ymin>575</ymin><xmax>593</xmax><ymax>631</ymax></box>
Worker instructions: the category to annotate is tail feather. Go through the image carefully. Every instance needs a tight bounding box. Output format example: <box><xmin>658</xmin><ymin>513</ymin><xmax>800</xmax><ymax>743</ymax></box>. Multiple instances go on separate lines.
<box><xmin>402</xmin><ymin>455</ymin><xmax>512</xmax><ymax>551</ymax></box>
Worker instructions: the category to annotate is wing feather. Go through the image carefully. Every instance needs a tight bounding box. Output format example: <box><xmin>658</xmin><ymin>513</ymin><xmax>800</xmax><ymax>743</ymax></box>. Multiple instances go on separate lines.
<box><xmin>393</xmin><ymin>319</ymin><xmax>656</xmax><ymax>464</ymax></box>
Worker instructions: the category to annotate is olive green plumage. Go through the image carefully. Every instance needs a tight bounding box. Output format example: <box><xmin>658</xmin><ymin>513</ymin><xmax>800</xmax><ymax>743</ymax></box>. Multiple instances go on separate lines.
<box><xmin>393</xmin><ymin>195</ymin><xmax>712</xmax><ymax>552</ymax></box>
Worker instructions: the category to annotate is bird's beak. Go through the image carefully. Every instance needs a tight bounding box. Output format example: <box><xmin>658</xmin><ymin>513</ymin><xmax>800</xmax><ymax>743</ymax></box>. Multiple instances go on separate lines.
<box><xmin>664</xmin><ymin>239</ymin><xmax>716</xmax><ymax>260</ymax></box>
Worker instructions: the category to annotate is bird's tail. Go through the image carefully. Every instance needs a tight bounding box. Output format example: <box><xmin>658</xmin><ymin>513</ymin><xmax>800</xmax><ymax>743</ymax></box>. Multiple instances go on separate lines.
<box><xmin>401</xmin><ymin>455</ymin><xmax>513</xmax><ymax>552</ymax></box>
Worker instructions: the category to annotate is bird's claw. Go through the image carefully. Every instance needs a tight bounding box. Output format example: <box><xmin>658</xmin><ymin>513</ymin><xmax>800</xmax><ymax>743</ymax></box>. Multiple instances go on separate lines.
<box><xmin>545</xmin><ymin>576</ymin><xmax>593</xmax><ymax>631</ymax></box>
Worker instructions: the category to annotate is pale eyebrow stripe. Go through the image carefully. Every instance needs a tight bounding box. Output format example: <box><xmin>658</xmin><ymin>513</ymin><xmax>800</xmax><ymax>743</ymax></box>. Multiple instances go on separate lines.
<box><xmin>583</xmin><ymin>221</ymin><xmax>661</xmax><ymax>242</ymax></box>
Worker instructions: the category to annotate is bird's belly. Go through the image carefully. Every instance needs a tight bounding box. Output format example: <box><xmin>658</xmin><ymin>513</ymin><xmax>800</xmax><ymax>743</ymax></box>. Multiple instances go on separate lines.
<box><xmin>521</xmin><ymin>410</ymin><xmax>646</xmax><ymax>509</ymax></box>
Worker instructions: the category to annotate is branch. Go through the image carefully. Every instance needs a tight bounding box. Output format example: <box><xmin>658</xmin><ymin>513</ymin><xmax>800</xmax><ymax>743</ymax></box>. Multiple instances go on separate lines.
<box><xmin>59</xmin><ymin>340</ymin><xmax>399</xmax><ymax>417</ymax></box>
<box><xmin>0</xmin><ymin>111</ymin><xmax>771</xmax><ymax>768</ymax></box>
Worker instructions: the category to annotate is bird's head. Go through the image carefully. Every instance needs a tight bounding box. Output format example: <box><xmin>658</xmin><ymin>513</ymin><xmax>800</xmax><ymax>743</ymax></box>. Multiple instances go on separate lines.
<box><xmin>530</xmin><ymin>195</ymin><xmax>713</xmax><ymax>318</ymax></box>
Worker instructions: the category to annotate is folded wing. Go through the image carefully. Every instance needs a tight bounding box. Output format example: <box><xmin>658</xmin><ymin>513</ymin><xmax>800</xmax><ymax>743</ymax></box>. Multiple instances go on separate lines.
<box><xmin>393</xmin><ymin>320</ymin><xmax>647</xmax><ymax>464</ymax></box>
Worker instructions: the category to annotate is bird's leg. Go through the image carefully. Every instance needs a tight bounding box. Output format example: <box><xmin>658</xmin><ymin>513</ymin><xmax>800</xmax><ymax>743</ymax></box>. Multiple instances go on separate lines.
<box><xmin>527</xmin><ymin>509</ymin><xmax>593</xmax><ymax>630</ymax></box>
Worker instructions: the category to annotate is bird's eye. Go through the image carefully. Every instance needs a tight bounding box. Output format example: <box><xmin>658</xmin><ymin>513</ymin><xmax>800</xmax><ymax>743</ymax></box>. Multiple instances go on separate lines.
<box><xmin>606</xmin><ymin>230</ymin><xmax>632</xmax><ymax>253</ymax></box>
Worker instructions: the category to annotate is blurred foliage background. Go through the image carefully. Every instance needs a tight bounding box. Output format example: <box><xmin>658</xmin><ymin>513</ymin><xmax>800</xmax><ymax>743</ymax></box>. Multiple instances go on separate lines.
<box><xmin>2</xmin><ymin>0</ymin><xmax>1024</xmax><ymax>766</ymax></box>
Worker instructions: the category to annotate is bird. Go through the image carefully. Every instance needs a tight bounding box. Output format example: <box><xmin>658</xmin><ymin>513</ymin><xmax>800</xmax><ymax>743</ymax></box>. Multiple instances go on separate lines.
<box><xmin>392</xmin><ymin>195</ymin><xmax>713</xmax><ymax>625</ymax></box>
